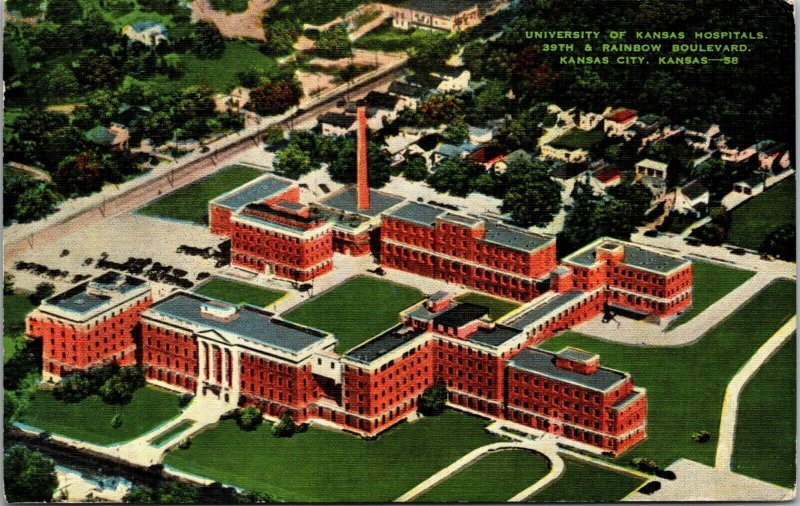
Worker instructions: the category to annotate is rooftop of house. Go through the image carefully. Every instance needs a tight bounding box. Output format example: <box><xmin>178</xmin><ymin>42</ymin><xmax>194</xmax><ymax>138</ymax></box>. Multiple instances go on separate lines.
<box><xmin>433</xmin><ymin>66</ymin><xmax>469</xmax><ymax>79</ymax></box>
<box><xmin>504</xmin><ymin>149</ymin><xmax>532</xmax><ymax>166</ymax></box>
<box><xmin>504</xmin><ymin>290</ymin><xmax>587</xmax><ymax>331</ymax></box>
<box><xmin>468</xmin><ymin>144</ymin><xmax>506</xmax><ymax>164</ymax></box>
<box><xmin>344</xmin><ymin>325</ymin><xmax>426</xmax><ymax>365</ymax></box>
<box><xmin>388</xmin><ymin>81</ymin><xmax>428</xmax><ymax>99</ymax></box>
<box><xmin>386</xmin><ymin>201</ymin><xmax>449</xmax><ymax>228</ymax></box>
<box><xmin>507</xmin><ymin>348</ymin><xmax>628</xmax><ymax>393</ymax></box>
<box><xmin>399</xmin><ymin>0</ymin><xmax>478</xmax><ymax>16</ymax></box>
<box><xmin>146</xmin><ymin>293</ymin><xmax>329</xmax><ymax>355</ymax></box>
<box><xmin>636</xmin><ymin>158</ymin><xmax>669</xmax><ymax>171</ymax></box>
<box><xmin>318</xmin><ymin>186</ymin><xmax>405</xmax><ymax>218</ymax></box>
<box><xmin>211</xmin><ymin>173</ymin><xmax>295</xmax><ymax>211</ymax></box>
<box><xmin>41</xmin><ymin>272</ymin><xmax>148</xmax><ymax>319</ymax></box>
<box><xmin>637</xmin><ymin>114</ymin><xmax>668</xmax><ymax>127</ymax></box>
<box><xmin>680</xmin><ymin>180</ymin><xmax>709</xmax><ymax>201</ymax></box>
<box><xmin>438</xmin><ymin>142</ymin><xmax>478</xmax><ymax>158</ymax></box>
<box><xmin>563</xmin><ymin>238</ymin><xmax>690</xmax><ymax>274</ymax></box>
<box><xmin>483</xmin><ymin>220</ymin><xmax>552</xmax><ymax>252</ymax></box>
<box><xmin>130</xmin><ymin>21</ymin><xmax>167</xmax><ymax>32</ymax></box>
<box><xmin>318</xmin><ymin>112</ymin><xmax>357</xmax><ymax>129</ymax></box>
<box><xmin>549</xmin><ymin>161</ymin><xmax>586</xmax><ymax>181</ymax></box>
<box><xmin>365</xmin><ymin>91</ymin><xmax>401</xmax><ymax>111</ymax></box>
<box><xmin>606</xmin><ymin>108</ymin><xmax>638</xmax><ymax>123</ymax></box>
<box><xmin>415</xmin><ymin>133</ymin><xmax>444</xmax><ymax>152</ymax></box>
<box><xmin>593</xmin><ymin>166</ymin><xmax>621</xmax><ymax>183</ymax></box>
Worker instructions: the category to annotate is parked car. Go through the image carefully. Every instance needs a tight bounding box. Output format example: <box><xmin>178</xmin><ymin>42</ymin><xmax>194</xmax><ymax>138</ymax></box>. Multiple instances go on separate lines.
<box><xmin>685</xmin><ymin>237</ymin><xmax>701</xmax><ymax>246</ymax></box>
<box><xmin>644</xmin><ymin>230</ymin><xmax>659</xmax><ymax>238</ymax></box>
<box><xmin>730</xmin><ymin>248</ymin><xmax>747</xmax><ymax>256</ymax></box>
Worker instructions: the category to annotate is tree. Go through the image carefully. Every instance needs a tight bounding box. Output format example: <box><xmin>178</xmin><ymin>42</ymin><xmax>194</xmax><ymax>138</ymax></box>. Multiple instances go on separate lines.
<box><xmin>426</xmin><ymin>158</ymin><xmax>483</xmax><ymax>197</ymax></box>
<box><xmin>328</xmin><ymin>139</ymin><xmax>392</xmax><ymax>188</ymax></box>
<box><xmin>262</xmin><ymin>126</ymin><xmax>286</xmax><ymax>147</ymax></box>
<box><xmin>234</xmin><ymin>490</ymin><xmax>274</xmax><ymax>503</ymax></box>
<box><xmin>692</xmin><ymin>430</ymin><xmax>712</xmax><ymax>443</ymax></box>
<box><xmin>76</xmin><ymin>53</ymin><xmax>121</xmax><ymax>89</ymax></box>
<box><xmin>41</xmin><ymin>126</ymin><xmax>86</xmax><ymax>170</ymax></box>
<box><xmin>419</xmin><ymin>94</ymin><xmax>463</xmax><ymax>127</ymax></box>
<box><xmin>31</xmin><ymin>282</ymin><xmax>55</xmax><ymax>304</ymax></box>
<box><xmin>418</xmin><ymin>382</ymin><xmax>447</xmax><ymax>416</ymax></box>
<box><xmin>4</xmin><ymin>445</ymin><xmax>58</xmax><ymax>503</ymax></box>
<box><xmin>156</xmin><ymin>480</ymin><xmax>199</xmax><ymax>504</ymax></box>
<box><xmin>273</xmin><ymin>144</ymin><xmax>313</xmax><ymax>179</ymax></box>
<box><xmin>46</xmin><ymin>0</ymin><xmax>83</xmax><ymax>24</ymax></box>
<box><xmin>316</xmin><ymin>24</ymin><xmax>351</xmax><ymax>59</ymax></box>
<box><xmin>442</xmin><ymin>118</ymin><xmax>468</xmax><ymax>145</ymax></box>
<box><xmin>470</xmin><ymin>80</ymin><xmax>507</xmax><ymax>124</ymax></box>
<box><xmin>759</xmin><ymin>224</ymin><xmax>795</xmax><ymax>261</ymax></box>
<box><xmin>272</xmin><ymin>412</ymin><xmax>297</xmax><ymax>437</ymax></box>
<box><xmin>55</xmin><ymin>152</ymin><xmax>105</xmax><ymax>196</ymax></box>
<box><xmin>4</xmin><ymin>273</ymin><xmax>15</xmax><ymax>295</ymax></box>
<box><xmin>408</xmin><ymin>31</ymin><xmax>457</xmax><ymax>72</ymax></box>
<box><xmin>124</xmin><ymin>487</ymin><xmax>157</xmax><ymax>504</ymax></box>
<box><xmin>53</xmin><ymin>373</ymin><xmax>93</xmax><ymax>402</ymax></box>
<box><xmin>502</xmin><ymin>159</ymin><xmax>562</xmax><ymax>227</ymax></box>
<box><xmin>191</xmin><ymin>20</ymin><xmax>225</xmax><ymax>59</ymax></box>
<box><xmin>400</xmin><ymin>154</ymin><xmax>428</xmax><ymax>182</ymax></box>
<box><xmin>262</xmin><ymin>19</ymin><xmax>300</xmax><ymax>57</ymax></box>
<box><xmin>43</xmin><ymin>63</ymin><xmax>80</xmax><ymax>99</ymax></box>
<box><xmin>249</xmin><ymin>80</ymin><xmax>302</xmax><ymax>116</ymax></box>
<box><xmin>236</xmin><ymin>405</ymin><xmax>263</xmax><ymax>431</ymax></box>
<box><xmin>15</xmin><ymin>184</ymin><xmax>62</xmax><ymax>223</ymax></box>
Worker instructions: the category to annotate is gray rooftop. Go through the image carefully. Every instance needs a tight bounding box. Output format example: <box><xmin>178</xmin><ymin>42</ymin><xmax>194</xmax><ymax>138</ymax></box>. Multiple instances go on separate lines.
<box><xmin>211</xmin><ymin>174</ymin><xmax>293</xmax><ymax>211</ymax></box>
<box><xmin>146</xmin><ymin>293</ymin><xmax>328</xmax><ymax>355</ymax></box>
<box><xmin>440</xmin><ymin>212</ymin><xmax>482</xmax><ymax>227</ymax></box>
<box><xmin>318</xmin><ymin>186</ymin><xmax>404</xmax><ymax>218</ymax></box>
<box><xmin>483</xmin><ymin>221</ymin><xmax>551</xmax><ymax>253</ymax></box>
<box><xmin>400</xmin><ymin>0</ymin><xmax>477</xmax><ymax>16</ymax></box>
<box><xmin>564</xmin><ymin>239</ymin><xmax>689</xmax><ymax>274</ymax></box>
<box><xmin>43</xmin><ymin>272</ymin><xmax>147</xmax><ymax>317</ymax></box>
<box><xmin>345</xmin><ymin>325</ymin><xmax>426</xmax><ymax>364</ymax></box>
<box><xmin>558</xmin><ymin>347</ymin><xmax>598</xmax><ymax>363</ymax></box>
<box><xmin>508</xmin><ymin>348</ymin><xmax>627</xmax><ymax>392</ymax></box>
<box><xmin>469</xmin><ymin>324</ymin><xmax>522</xmax><ymax>348</ymax></box>
<box><xmin>387</xmin><ymin>201</ymin><xmax>446</xmax><ymax>228</ymax></box>
<box><xmin>506</xmin><ymin>291</ymin><xmax>586</xmax><ymax>331</ymax></box>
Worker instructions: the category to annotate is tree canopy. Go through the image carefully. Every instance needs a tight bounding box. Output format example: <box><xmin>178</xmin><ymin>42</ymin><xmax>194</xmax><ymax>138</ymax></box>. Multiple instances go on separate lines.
<box><xmin>4</xmin><ymin>446</ymin><xmax>58</xmax><ymax>503</ymax></box>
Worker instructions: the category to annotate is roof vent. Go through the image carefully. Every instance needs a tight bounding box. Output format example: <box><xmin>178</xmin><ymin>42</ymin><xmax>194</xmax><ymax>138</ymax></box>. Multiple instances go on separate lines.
<box><xmin>201</xmin><ymin>302</ymin><xmax>237</xmax><ymax>320</ymax></box>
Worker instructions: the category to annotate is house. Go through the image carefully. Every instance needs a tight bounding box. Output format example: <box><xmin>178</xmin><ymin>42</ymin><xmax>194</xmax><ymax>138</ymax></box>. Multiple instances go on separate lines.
<box><xmin>85</xmin><ymin>123</ymin><xmax>130</xmax><ymax>150</ymax></box>
<box><xmin>639</xmin><ymin>175</ymin><xmax>667</xmax><ymax>198</ymax></box>
<box><xmin>434</xmin><ymin>141</ymin><xmax>477</xmax><ymax>165</ymax></box>
<box><xmin>635</xmin><ymin>159</ymin><xmax>668</xmax><ymax>180</ymax></box>
<box><xmin>407</xmin><ymin>133</ymin><xmax>445</xmax><ymax>167</ymax></box>
<box><xmin>122</xmin><ymin>21</ymin><xmax>168</xmax><ymax>47</ymax></box>
<box><xmin>604</xmin><ymin>108</ymin><xmax>638</xmax><ymax>136</ymax></box>
<box><xmin>391</xmin><ymin>0</ymin><xmax>481</xmax><ymax>32</ymax></box>
<box><xmin>684</xmin><ymin>120</ymin><xmax>721</xmax><ymax>151</ymax></box>
<box><xmin>632</xmin><ymin>114</ymin><xmax>670</xmax><ymax>150</ymax></box>
<box><xmin>468</xmin><ymin>144</ymin><xmax>507</xmax><ymax>170</ymax></box>
<box><xmin>384</xmin><ymin>131</ymin><xmax>424</xmax><ymax>165</ymax></box>
<box><xmin>467</xmin><ymin>125</ymin><xmax>493</xmax><ymax>145</ymax></box>
<box><xmin>674</xmin><ymin>180</ymin><xmax>710</xmax><ymax>214</ymax></box>
<box><xmin>387</xmin><ymin>81</ymin><xmax>428</xmax><ymax>110</ymax></box>
<box><xmin>717</xmin><ymin>138</ymin><xmax>757</xmax><ymax>164</ymax></box>
<box><xmin>732</xmin><ymin>173</ymin><xmax>765</xmax><ymax>196</ymax></box>
<box><xmin>116</xmin><ymin>104</ymin><xmax>152</xmax><ymax>129</ymax></box>
<box><xmin>548</xmin><ymin>160</ymin><xmax>586</xmax><ymax>183</ymax></box>
<box><xmin>344</xmin><ymin>102</ymin><xmax>385</xmax><ymax>130</ymax></box>
<box><xmin>541</xmin><ymin>128</ymin><xmax>604</xmax><ymax>164</ymax></box>
<box><xmin>493</xmin><ymin>149</ymin><xmax>531</xmax><ymax>173</ymax></box>
<box><xmin>318</xmin><ymin>112</ymin><xmax>358</xmax><ymax>137</ymax></box>
<box><xmin>431</xmin><ymin>66</ymin><xmax>471</xmax><ymax>92</ymax></box>
<box><xmin>577</xmin><ymin>109</ymin><xmax>607</xmax><ymax>131</ymax></box>
<box><xmin>755</xmin><ymin>140</ymin><xmax>792</xmax><ymax>172</ymax></box>
<box><xmin>592</xmin><ymin>165</ymin><xmax>622</xmax><ymax>188</ymax></box>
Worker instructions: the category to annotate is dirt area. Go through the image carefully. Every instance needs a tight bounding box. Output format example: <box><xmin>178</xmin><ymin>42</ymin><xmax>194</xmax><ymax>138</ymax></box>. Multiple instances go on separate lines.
<box><xmin>296</xmin><ymin>71</ymin><xmax>338</xmax><ymax>100</ymax></box>
<box><xmin>191</xmin><ymin>0</ymin><xmax>275</xmax><ymax>41</ymax></box>
<box><xmin>308</xmin><ymin>48</ymin><xmax>402</xmax><ymax>69</ymax></box>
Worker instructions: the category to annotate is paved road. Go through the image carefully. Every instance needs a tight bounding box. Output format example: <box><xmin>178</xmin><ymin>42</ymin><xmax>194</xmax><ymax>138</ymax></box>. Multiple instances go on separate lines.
<box><xmin>714</xmin><ymin>315</ymin><xmax>797</xmax><ymax>470</ymax></box>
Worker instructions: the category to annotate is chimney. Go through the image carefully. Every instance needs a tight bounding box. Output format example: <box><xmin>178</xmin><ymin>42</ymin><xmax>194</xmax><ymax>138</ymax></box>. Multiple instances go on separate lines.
<box><xmin>356</xmin><ymin>100</ymin><xmax>370</xmax><ymax>211</ymax></box>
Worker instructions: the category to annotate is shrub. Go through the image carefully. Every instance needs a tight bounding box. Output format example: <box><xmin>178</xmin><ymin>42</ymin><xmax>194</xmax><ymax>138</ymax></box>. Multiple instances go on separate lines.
<box><xmin>53</xmin><ymin>373</ymin><xmax>92</xmax><ymax>403</ymax></box>
<box><xmin>236</xmin><ymin>406</ymin><xmax>263</xmax><ymax>431</ymax></box>
<box><xmin>178</xmin><ymin>438</ymin><xmax>192</xmax><ymax>450</ymax></box>
<box><xmin>111</xmin><ymin>414</ymin><xmax>123</xmax><ymax>428</ymax></box>
<box><xmin>272</xmin><ymin>412</ymin><xmax>296</xmax><ymax>438</ymax></box>
<box><xmin>692</xmin><ymin>430</ymin><xmax>712</xmax><ymax>443</ymax></box>
<box><xmin>418</xmin><ymin>382</ymin><xmax>448</xmax><ymax>416</ymax></box>
<box><xmin>178</xmin><ymin>394</ymin><xmax>194</xmax><ymax>408</ymax></box>
<box><xmin>631</xmin><ymin>457</ymin><xmax>659</xmax><ymax>474</ymax></box>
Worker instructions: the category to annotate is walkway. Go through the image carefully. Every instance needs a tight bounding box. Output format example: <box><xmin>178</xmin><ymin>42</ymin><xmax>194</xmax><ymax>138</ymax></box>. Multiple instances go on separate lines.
<box><xmin>574</xmin><ymin>270</ymin><xmax>778</xmax><ymax>347</ymax></box>
<box><xmin>394</xmin><ymin>437</ymin><xmax>564</xmax><ymax>502</ymax></box>
<box><xmin>715</xmin><ymin>315</ymin><xmax>797</xmax><ymax>470</ymax></box>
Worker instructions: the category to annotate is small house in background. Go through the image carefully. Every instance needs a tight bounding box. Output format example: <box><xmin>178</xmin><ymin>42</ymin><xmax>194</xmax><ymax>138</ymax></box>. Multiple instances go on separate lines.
<box><xmin>493</xmin><ymin>149</ymin><xmax>531</xmax><ymax>173</ymax></box>
<box><xmin>431</xmin><ymin>66</ymin><xmax>471</xmax><ymax>92</ymax></box>
<box><xmin>467</xmin><ymin>125</ymin><xmax>493</xmax><ymax>145</ymax></box>
<box><xmin>407</xmin><ymin>133</ymin><xmax>445</xmax><ymax>168</ymax></box>
<box><xmin>122</xmin><ymin>21</ymin><xmax>168</xmax><ymax>47</ymax></box>
<box><xmin>635</xmin><ymin>159</ymin><xmax>668</xmax><ymax>181</ymax></box>
<box><xmin>391</xmin><ymin>0</ymin><xmax>481</xmax><ymax>32</ymax></box>
<box><xmin>639</xmin><ymin>175</ymin><xmax>667</xmax><ymax>199</ymax></box>
<box><xmin>592</xmin><ymin>165</ymin><xmax>622</xmax><ymax>188</ymax></box>
<box><xmin>684</xmin><ymin>120</ymin><xmax>721</xmax><ymax>152</ymax></box>
<box><xmin>387</xmin><ymin>81</ymin><xmax>428</xmax><ymax>110</ymax></box>
<box><xmin>434</xmin><ymin>141</ymin><xmax>477</xmax><ymax>165</ymax></box>
<box><xmin>755</xmin><ymin>140</ymin><xmax>792</xmax><ymax>172</ymax></box>
<box><xmin>674</xmin><ymin>180</ymin><xmax>710</xmax><ymax>214</ymax></box>
<box><xmin>732</xmin><ymin>173</ymin><xmax>766</xmax><ymax>196</ymax></box>
<box><xmin>318</xmin><ymin>112</ymin><xmax>358</xmax><ymax>137</ymax></box>
<box><xmin>468</xmin><ymin>144</ymin><xmax>507</xmax><ymax>171</ymax></box>
<box><xmin>85</xmin><ymin>123</ymin><xmax>130</xmax><ymax>150</ymax></box>
<box><xmin>384</xmin><ymin>131</ymin><xmax>424</xmax><ymax>165</ymax></box>
<box><xmin>604</xmin><ymin>108</ymin><xmax>638</xmax><ymax>136</ymax></box>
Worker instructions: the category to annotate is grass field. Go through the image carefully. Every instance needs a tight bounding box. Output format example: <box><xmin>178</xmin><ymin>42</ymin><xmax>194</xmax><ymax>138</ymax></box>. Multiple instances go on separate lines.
<box><xmin>138</xmin><ymin>165</ymin><xmax>265</xmax><ymax>224</ymax></box>
<box><xmin>4</xmin><ymin>292</ymin><xmax>34</xmax><ymax>334</ymax></box>
<box><xmin>354</xmin><ymin>23</ymin><xmax>449</xmax><ymax>52</ymax></box>
<box><xmin>283</xmin><ymin>276</ymin><xmax>423</xmax><ymax>353</ymax></box>
<box><xmin>539</xmin><ymin>279</ymin><xmax>796</xmax><ymax>468</ymax></box>
<box><xmin>143</xmin><ymin>40</ymin><xmax>281</xmax><ymax>94</ymax></box>
<box><xmin>667</xmin><ymin>260</ymin><xmax>754</xmax><ymax>329</ymax></box>
<box><xmin>164</xmin><ymin>411</ymin><xmax>500</xmax><ymax>502</ymax></box>
<box><xmin>454</xmin><ymin>292</ymin><xmax>520</xmax><ymax>321</ymax></box>
<box><xmin>731</xmin><ymin>334</ymin><xmax>796</xmax><ymax>488</ymax></box>
<box><xmin>549</xmin><ymin>128</ymin><xmax>605</xmax><ymax>150</ymax></box>
<box><xmin>529</xmin><ymin>457</ymin><xmax>644</xmax><ymax>502</ymax></box>
<box><xmin>728</xmin><ymin>177</ymin><xmax>795</xmax><ymax>250</ymax></box>
<box><xmin>417</xmin><ymin>449</ymin><xmax>550</xmax><ymax>502</ymax></box>
<box><xmin>19</xmin><ymin>386</ymin><xmax>183</xmax><ymax>445</ymax></box>
<box><xmin>4</xmin><ymin>335</ymin><xmax>25</xmax><ymax>364</ymax></box>
<box><xmin>194</xmin><ymin>278</ymin><xmax>286</xmax><ymax>307</ymax></box>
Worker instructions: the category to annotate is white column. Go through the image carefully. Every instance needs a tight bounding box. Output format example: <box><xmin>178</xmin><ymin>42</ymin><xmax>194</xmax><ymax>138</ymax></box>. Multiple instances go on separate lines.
<box><xmin>221</xmin><ymin>347</ymin><xmax>229</xmax><ymax>389</ymax></box>
<box><xmin>232</xmin><ymin>350</ymin><xmax>241</xmax><ymax>397</ymax></box>
<box><xmin>197</xmin><ymin>340</ymin><xmax>206</xmax><ymax>383</ymax></box>
<box><xmin>209</xmin><ymin>345</ymin><xmax>216</xmax><ymax>384</ymax></box>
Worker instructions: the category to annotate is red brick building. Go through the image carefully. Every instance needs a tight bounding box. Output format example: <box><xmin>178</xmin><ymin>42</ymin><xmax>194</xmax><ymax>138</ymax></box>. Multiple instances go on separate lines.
<box><xmin>209</xmin><ymin>174</ymin><xmax>298</xmax><ymax>237</ymax></box>
<box><xmin>380</xmin><ymin>201</ymin><xmax>557</xmax><ymax>301</ymax></box>
<box><xmin>25</xmin><ymin>272</ymin><xmax>152</xmax><ymax>381</ymax></box>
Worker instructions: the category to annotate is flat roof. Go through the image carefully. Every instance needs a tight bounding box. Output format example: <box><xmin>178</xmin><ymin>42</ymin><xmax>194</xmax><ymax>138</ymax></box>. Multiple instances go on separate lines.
<box><xmin>636</xmin><ymin>159</ymin><xmax>668</xmax><ymax>171</ymax></box>
<box><xmin>563</xmin><ymin>238</ymin><xmax>690</xmax><ymax>274</ymax></box>
<box><xmin>508</xmin><ymin>348</ymin><xmax>627</xmax><ymax>392</ymax></box>
<box><xmin>432</xmin><ymin>303</ymin><xmax>489</xmax><ymax>328</ymax></box>
<box><xmin>43</xmin><ymin>272</ymin><xmax>148</xmax><ymax>317</ymax></box>
<box><xmin>440</xmin><ymin>212</ymin><xmax>482</xmax><ymax>227</ymax></box>
<box><xmin>505</xmin><ymin>291</ymin><xmax>586</xmax><ymax>331</ymax></box>
<box><xmin>211</xmin><ymin>174</ymin><xmax>294</xmax><ymax>211</ymax></box>
<box><xmin>318</xmin><ymin>186</ymin><xmax>404</xmax><ymax>218</ymax></box>
<box><xmin>483</xmin><ymin>221</ymin><xmax>551</xmax><ymax>253</ymax></box>
<box><xmin>344</xmin><ymin>325</ymin><xmax>426</xmax><ymax>365</ymax></box>
<box><xmin>558</xmin><ymin>347</ymin><xmax>598</xmax><ymax>363</ymax></box>
<box><xmin>146</xmin><ymin>293</ymin><xmax>329</xmax><ymax>355</ymax></box>
<box><xmin>469</xmin><ymin>324</ymin><xmax>522</xmax><ymax>348</ymax></box>
<box><xmin>387</xmin><ymin>201</ymin><xmax>446</xmax><ymax>228</ymax></box>
<box><xmin>399</xmin><ymin>0</ymin><xmax>477</xmax><ymax>16</ymax></box>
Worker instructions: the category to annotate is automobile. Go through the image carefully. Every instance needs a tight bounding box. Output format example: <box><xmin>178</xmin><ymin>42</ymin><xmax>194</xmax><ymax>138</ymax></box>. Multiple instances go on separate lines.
<box><xmin>685</xmin><ymin>238</ymin><xmax>701</xmax><ymax>246</ymax></box>
<box><xmin>730</xmin><ymin>248</ymin><xmax>747</xmax><ymax>256</ymax></box>
<box><xmin>643</xmin><ymin>230</ymin><xmax>659</xmax><ymax>238</ymax></box>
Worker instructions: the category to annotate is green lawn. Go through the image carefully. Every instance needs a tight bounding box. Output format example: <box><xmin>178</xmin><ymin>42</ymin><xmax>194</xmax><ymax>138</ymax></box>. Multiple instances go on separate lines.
<box><xmin>549</xmin><ymin>128</ymin><xmax>605</xmax><ymax>150</ymax></box>
<box><xmin>4</xmin><ymin>335</ymin><xmax>25</xmax><ymax>364</ymax></box>
<box><xmin>455</xmin><ymin>292</ymin><xmax>520</xmax><ymax>321</ymax></box>
<box><xmin>19</xmin><ymin>386</ymin><xmax>184</xmax><ymax>445</ymax></box>
<box><xmin>194</xmin><ymin>278</ymin><xmax>286</xmax><ymax>308</ymax></box>
<box><xmin>417</xmin><ymin>449</ymin><xmax>550</xmax><ymax>502</ymax></box>
<box><xmin>529</xmin><ymin>457</ymin><xmax>644</xmax><ymax>502</ymax></box>
<box><xmin>164</xmin><ymin>410</ymin><xmax>500</xmax><ymax>502</ymax></box>
<box><xmin>4</xmin><ymin>292</ymin><xmax>34</xmax><ymax>334</ymax></box>
<box><xmin>142</xmin><ymin>40</ymin><xmax>281</xmax><ymax>94</ymax></box>
<box><xmin>667</xmin><ymin>260</ymin><xmax>755</xmax><ymax>329</ymax></box>
<box><xmin>538</xmin><ymin>279</ymin><xmax>796</xmax><ymax>468</ymax></box>
<box><xmin>732</xmin><ymin>334</ymin><xmax>796</xmax><ymax>488</ymax></box>
<box><xmin>354</xmin><ymin>22</ymin><xmax>449</xmax><ymax>52</ymax></box>
<box><xmin>138</xmin><ymin>165</ymin><xmax>265</xmax><ymax>224</ymax></box>
<box><xmin>728</xmin><ymin>177</ymin><xmax>796</xmax><ymax>250</ymax></box>
<box><xmin>283</xmin><ymin>276</ymin><xmax>423</xmax><ymax>353</ymax></box>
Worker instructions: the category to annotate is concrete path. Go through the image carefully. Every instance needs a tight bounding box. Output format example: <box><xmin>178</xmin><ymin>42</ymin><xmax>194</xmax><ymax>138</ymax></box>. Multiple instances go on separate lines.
<box><xmin>715</xmin><ymin>315</ymin><xmax>797</xmax><ymax>470</ymax></box>
<box><xmin>574</xmin><ymin>271</ymin><xmax>778</xmax><ymax>347</ymax></box>
<box><xmin>394</xmin><ymin>437</ymin><xmax>564</xmax><ymax>502</ymax></box>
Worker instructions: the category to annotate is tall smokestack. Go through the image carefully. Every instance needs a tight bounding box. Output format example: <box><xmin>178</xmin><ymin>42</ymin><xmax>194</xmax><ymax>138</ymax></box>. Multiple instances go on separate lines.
<box><xmin>356</xmin><ymin>100</ymin><xmax>370</xmax><ymax>211</ymax></box>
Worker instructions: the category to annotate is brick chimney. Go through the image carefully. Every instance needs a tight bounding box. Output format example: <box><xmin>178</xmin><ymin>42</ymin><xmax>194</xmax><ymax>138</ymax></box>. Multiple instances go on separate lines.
<box><xmin>356</xmin><ymin>100</ymin><xmax>370</xmax><ymax>211</ymax></box>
